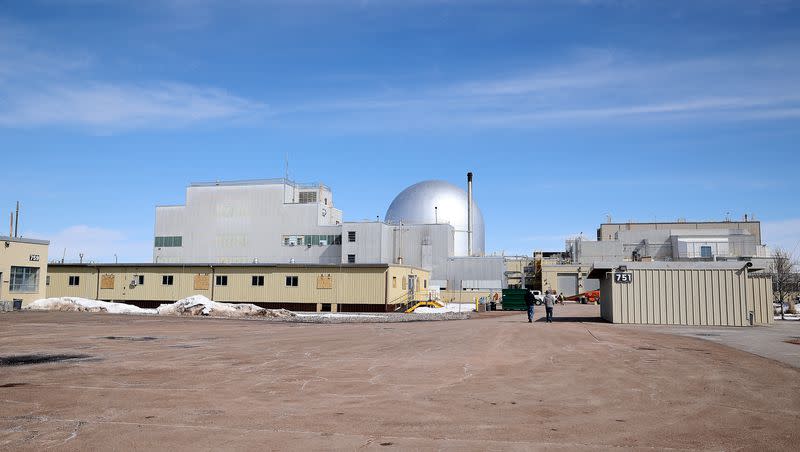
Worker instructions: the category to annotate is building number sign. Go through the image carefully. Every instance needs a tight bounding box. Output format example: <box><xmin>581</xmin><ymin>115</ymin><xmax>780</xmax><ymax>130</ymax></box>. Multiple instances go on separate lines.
<box><xmin>614</xmin><ymin>272</ymin><xmax>633</xmax><ymax>284</ymax></box>
<box><xmin>29</xmin><ymin>254</ymin><xmax>40</xmax><ymax>262</ymax></box>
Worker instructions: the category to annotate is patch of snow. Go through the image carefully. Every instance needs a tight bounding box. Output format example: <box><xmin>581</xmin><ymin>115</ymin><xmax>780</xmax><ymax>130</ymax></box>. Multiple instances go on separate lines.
<box><xmin>156</xmin><ymin>295</ymin><xmax>295</xmax><ymax>318</ymax></box>
<box><xmin>413</xmin><ymin>303</ymin><xmax>476</xmax><ymax>314</ymax></box>
<box><xmin>774</xmin><ymin>314</ymin><xmax>800</xmax><ymax>321</ymax></box>
<box><xmin>26</xmin><ymin>295</ymin><xmax>295</xmax><ymax>319</ymax></box>
<box><xmin>26</xmin><ymin>297</ymin><xmax>156</xmax><ymax>315</ymax></box>
<box><xmin>295</xmin><ymin>313</ymin><xmax>385</xmax><ymax>318</ymax></box>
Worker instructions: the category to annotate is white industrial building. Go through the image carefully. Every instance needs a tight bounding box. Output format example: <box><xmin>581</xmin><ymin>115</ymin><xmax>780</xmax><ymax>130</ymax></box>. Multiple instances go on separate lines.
<box><xmin>539</xmin><ymin>219</ymin><xmax>770</xmax><ymax>298</ymax></box>
<box><xmin>569</xmin><ymin>220</ymin><xmax>769</xmax><ymax>264</ymax></box>
<box><xmin>154</xmin><ymin>174</ymin><xmax>504</xmax><ymax>292</ymax></box>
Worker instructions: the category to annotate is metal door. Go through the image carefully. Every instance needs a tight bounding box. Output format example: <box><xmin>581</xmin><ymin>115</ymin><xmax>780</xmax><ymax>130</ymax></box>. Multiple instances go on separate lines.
<box><xmin>557</xmin><ymin>273</ymin><xmax>578</xmax><ymax>296</ymax></box>
<box><xmin>407</xmin><ymin>275</ymin><xmax>417</xmax><ymax>302</ymax></box>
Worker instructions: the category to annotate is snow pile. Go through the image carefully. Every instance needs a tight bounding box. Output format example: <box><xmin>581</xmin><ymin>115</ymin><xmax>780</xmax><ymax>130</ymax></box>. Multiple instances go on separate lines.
<box><xmin>295</xmin><ymin>313</ymin><xmax>384</xmax><ymax>318</ymax></box>
<box><xmin>26</xmin><ymin>297</ymin><xmax>156</xmax><ymax>315</ymax></box>
<box><xmin>26</xmin><ymin>295</ymin><xmax>295</xmax><ymax>319</ymax></box>
<box><xmin>156</xmin><ymin>295</ymin><xmax>295</xmax><ymax>318</ymax></box>
<box><xmin>774</xmin><ymin>313</ymin><xmax>800</xmax><ymax>321</ymax></box>
<box><xmin>413</xmin><ymin>303</ymin><xmax>476</xmax><ymax>314</ymax></box>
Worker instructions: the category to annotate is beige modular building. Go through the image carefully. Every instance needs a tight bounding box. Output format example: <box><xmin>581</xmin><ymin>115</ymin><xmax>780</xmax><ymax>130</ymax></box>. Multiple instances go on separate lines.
<box><xmin>46</xmin><ymin>263</ymin><xmax>430</xmax><ymax>312</ymax></box>
<box><xmin>589</xmin><ymin>262</ymin><xmax>773</xmax><ymax>326</ymax></box>
<box><xmin>0</xmin><ymin>236</ymin><xmax>49</xmax><ymax>308</ymax></box>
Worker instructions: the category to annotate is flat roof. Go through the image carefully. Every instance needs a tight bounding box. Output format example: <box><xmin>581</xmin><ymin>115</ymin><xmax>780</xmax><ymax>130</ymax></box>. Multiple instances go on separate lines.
<box><xmin>0</xmin><ymin>235</ymin><xmax>49</xmax><ymax>245</ymax></box>
<box><xmin>48</xmin><ymin>262</ymin><xmax>429</xmax><ymax>272</ymax></box>
<box><xmin>189</xmin><ymin>178</ymin><xmax>329</xmax><ymax>191</ymax></box>
<box><xmin>600</xmin><ymin>220</ymin><xmax>760</xmax><ymax>226</ymax></box>
<box><xmin>587</xmin><ymin>260</ymin><xmax>766</xmax><ymax>278</ymax></box>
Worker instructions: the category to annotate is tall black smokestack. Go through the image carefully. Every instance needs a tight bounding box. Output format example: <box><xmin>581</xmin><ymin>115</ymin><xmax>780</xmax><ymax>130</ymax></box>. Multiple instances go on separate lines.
<box><xmin>14</xmin><ymin>201</ymin><xmax>19</xmax><ymax>238</ymax></box>
<box><xmin>467</xmin><ymin>172</ymin><xmax>473</xmax><ymax>257</ymax></box>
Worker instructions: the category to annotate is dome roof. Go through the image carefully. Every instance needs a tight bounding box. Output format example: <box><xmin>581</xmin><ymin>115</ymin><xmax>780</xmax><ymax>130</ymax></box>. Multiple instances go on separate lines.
<box><xmin>385</xmin><ymin>180</ymin><xmax>485</xmax><ymax>256</ymax></box>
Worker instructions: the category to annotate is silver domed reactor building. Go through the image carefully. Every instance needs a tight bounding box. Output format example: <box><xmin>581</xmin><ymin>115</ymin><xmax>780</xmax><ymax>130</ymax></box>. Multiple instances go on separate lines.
<box><xmin>385</xmin><ymin>178</ymin><xmax>485</xmax><ymax>257</ymax></box>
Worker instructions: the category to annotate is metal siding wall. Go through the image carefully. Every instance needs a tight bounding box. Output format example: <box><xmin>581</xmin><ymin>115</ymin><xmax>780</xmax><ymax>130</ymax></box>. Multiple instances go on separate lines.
<box><xmin>605</xmin><ymin>268</ymin><xmax>772</xmax><ymax>326</ymax></box>
<box><xmin>46</xmin><ymin>267</ymin><xmax>98</xmax><ymax>299</ymax></box>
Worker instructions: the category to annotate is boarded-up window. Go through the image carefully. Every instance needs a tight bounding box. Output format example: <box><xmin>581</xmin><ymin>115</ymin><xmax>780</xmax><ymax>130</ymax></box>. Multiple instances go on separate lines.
<box><xmin>402</xmin><ymin>277</ymin><xmax>407</xmax><ymax>290</ymax></box>
<box><xmin>392</xmin><ymin>277</ymin><xmax>397</xmax><ymax>288</ymax></box>
<box><xmin>100</xmin><ymin>274</ymin><xmax>115</xmax><ymax>290</ymax></box>
<box><xmin>317</xmin><ymin>274</ymin><xmax>333</xmax><ymax>289</ymax></box>
<box><xmin>194</xmin><ymin>274</ymin><xmax>210</xmax><ymax>290</ymax></box>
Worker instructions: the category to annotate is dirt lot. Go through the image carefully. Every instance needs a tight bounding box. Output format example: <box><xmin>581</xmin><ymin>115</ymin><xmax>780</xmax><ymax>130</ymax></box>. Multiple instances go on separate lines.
<box><xmin>1</xmin><ymin>305</ymin><xmax>798</xmax><ymax>451</ymax></box>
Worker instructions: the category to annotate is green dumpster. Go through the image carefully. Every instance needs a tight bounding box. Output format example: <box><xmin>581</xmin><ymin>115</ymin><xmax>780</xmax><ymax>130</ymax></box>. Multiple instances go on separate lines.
<box><xmin>502</xmin><ymin>289</ymin><xmax>528</xmax><ymax>311</ymax></box>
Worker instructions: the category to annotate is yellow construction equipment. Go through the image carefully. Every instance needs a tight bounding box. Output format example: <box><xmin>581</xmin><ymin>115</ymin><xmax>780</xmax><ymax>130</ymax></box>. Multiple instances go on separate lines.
<box><xmin>405</xmin><ymin>300</ymin><xmax>444</xmax><ymax>313</ymax></box>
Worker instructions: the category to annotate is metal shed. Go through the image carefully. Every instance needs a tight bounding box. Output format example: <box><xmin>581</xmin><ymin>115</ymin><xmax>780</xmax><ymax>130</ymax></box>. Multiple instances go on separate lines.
<box><xmin>588</xmin><ymin>262</ymin><xmax>773</xmax><ymax>326</ymax></box>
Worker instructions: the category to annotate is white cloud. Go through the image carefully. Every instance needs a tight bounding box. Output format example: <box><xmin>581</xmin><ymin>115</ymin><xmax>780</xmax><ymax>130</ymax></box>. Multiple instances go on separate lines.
<box><xmin>274</xmin><ymin>48</ymin><xmax>800</xmax><ymax>130</ymax></box>
<box><xmin>28</xmin><ymin>225</ymin><xmax>152</xmax><ymax>263</ymax></box>
<box><xmin>762</xmin><ymin>219</ymin><xmax>800</xmax><ymax>256</ymax></box>
<box><xmin>0</xmin><ymin>82</ymin><xmax>264</xmax><ymax>131</ymax></box>
<box><xmin>0</xmin><ymin>22</ymin><xmax>263</xmax><ymax>132</ymax></box>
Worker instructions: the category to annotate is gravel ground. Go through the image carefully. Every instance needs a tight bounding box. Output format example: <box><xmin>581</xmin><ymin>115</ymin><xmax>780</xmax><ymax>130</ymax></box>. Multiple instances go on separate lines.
<box><xmin>1</xmin><ymin>305</ymin><xmax>797</xmax><ymax>451</ymax></box>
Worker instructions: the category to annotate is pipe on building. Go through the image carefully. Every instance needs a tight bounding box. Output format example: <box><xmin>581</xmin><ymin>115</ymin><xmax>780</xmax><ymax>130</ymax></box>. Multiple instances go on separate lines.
<box><xmin>467</xmin><ymin>172</ymin><xmax>473</xmax><ymax>257</ymax></box>
<box><xmin>14</xmin><ymin>201</ymin><xmax>19</xmax><ymax>238</ymax></box>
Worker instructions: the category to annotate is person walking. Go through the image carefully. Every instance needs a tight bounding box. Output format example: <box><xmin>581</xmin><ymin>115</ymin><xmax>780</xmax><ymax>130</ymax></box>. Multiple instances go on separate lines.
<box><xmin>558</xmin><ymin>292</ymin><xmax>565</xmax><ymax>305</ymax></box>
<box><xmin>524</xmin><ymin>289</ymin><xmax>536</xmax><ymax>323</ymax></box>
<box><xmin>544</xmin><ymin>290</ymin><xmax>557</xmax><ymax>323</ymax></box>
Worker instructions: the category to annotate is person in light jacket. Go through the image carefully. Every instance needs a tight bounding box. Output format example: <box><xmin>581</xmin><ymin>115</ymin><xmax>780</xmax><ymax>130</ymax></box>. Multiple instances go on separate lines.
<box><xmin>544</xmin><ymin>290</ymin><xmax>557</xmax><ymax>323</ymax></box>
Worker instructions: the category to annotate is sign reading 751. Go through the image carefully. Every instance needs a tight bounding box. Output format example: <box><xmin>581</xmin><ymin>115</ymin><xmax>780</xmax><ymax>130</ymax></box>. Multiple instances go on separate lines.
<box><xmin>614</xmin><ymin>272</ymin><xmax>633</xmax><ymax>284</ymax></box>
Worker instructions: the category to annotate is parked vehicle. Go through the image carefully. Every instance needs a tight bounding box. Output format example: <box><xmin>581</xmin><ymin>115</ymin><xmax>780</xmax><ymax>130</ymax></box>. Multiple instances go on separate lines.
<box><xmin>529</xmin><ymin>290</ymin><xmax>544</xmax><ymax>305</ymax></box>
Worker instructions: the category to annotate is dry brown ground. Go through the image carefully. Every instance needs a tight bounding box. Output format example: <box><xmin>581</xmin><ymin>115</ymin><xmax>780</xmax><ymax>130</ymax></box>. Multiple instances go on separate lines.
<box><xmin>1</xmin><ymin>305</ymin><xmax>798</xmax><ymax>451</ymax></box>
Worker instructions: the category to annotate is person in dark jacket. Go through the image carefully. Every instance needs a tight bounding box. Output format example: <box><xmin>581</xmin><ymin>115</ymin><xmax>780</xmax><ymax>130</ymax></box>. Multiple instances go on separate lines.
<box><xmin>524</xmin><ymin>289</ymin><xmax>535</xmax><ymax>323</ymax></box>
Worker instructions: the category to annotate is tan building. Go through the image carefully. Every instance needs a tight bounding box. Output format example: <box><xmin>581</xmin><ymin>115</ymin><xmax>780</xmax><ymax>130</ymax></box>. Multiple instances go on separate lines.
<box><xmin>540</xmin><ymin>262</ymin><xmax>597</xmax><ymax>297</ymax></box>
<box><xmin>0</xmin><ymin>236</ymin><xmax>49</xmax><ymax>308</ymax></box>
<box><xmin>597</xmin><ymin>220</ymin><xmax>762</xmax><ymax>244</ymax></box>
<box><xmin>46</xmin><ymin>263</ymin><xmax>429</xmax><ymax>312</ymax></box>
<box><xmin>590</xmin><ymin>262</ymin><xmax>773</xmax><ymax>326</ymax></box>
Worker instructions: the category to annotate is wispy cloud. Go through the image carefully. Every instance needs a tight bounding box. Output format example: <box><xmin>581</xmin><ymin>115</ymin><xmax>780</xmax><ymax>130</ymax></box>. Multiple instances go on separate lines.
<box><xmin>28</xmin><ymin>225</ymin><xmax>153</xmax><ymax>263</ymax></box>
<box><xmin>0</xmin><ymin>22</ymin><xmax>263</xmax><ymax>132</ymax></box>
<box><xmin>0</xmin><ymin>82</ymin><xmax>264</xmax><ymax>131</ymax></box>
<box><xmin>272</xmin><ymin>47</ymin><xmax>800</xmax><ymax>130</ymax></box>
<box><xmin>762</xmin><ymin>219</ymin><xmax>800</xmax><ymax>255</ymax></box>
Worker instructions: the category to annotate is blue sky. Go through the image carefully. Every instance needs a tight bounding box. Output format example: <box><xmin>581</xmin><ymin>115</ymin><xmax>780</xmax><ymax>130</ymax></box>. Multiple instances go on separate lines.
<box><xmin>1</xmin><ymin>0</ymin><xmax>799</xmax><ymax>262</ymax></box>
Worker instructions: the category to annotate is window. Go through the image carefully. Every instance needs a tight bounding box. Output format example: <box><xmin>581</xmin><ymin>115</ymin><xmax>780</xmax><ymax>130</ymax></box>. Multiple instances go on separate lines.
<box><xmin>402</xmin><ymin>277</ymin><xmax>407</xmax><ymax>290</ymax></box>
<box><xmin>299</xmin><ymin>191</ymin><xmax>317</xmax><ymax>204</ymax></box>
<box><xmin>700</xmin><ymin>246</ymin><xmax>713</xmax><ymax>259</ymax></box>
<box><xmin>424</xmin><ymin>279</ymin><xmax>428</xmax><ymax>289</ymax></box>
<box><xmin>392</xmin><ymin>277</ymin><xmax>397</xmax><ymax>288</ymax></box>
<box><xmin>215</xmin><ymin>275</ymin><xmax>228</xmax><ymax>286</ymax></box>
<box><xmin>155</xmin><ymin>236</ymin><xmax>183</xmax><ymax>248</ymax></box>
<box><xmin>46</xmin><ymin>275</ymin><xmax>51</xmax><ymax>286</ymax></box>
<box><xmin>348</xmin><ymin>231</ymin><xmax>356</xmax><ymax>242</ymax></box>
<box><xmin>284</xmin><ymin>234</ymin><xmax>341</xmax><ymax>246</ymax></box>
<box><xmin>68</xmin><ymin>275</ymin><xmax>80</xmax><ymax>286</ymax></box>
<box><xmin>347</xmin><ymin>254</ymin><xmax>356</xmax><ymax>264</ymax></box>
<box><xmin>10</xmin><ymin>267</ymin><xmax>39</xmax><ymax>292</ymax></box>
<box><xmin>136</xmin><ymin>275</ymin><xmax>145</xmax><ymax>285</ymax></box>
<box><xmin>252</xmin><ymin>275</ymin><xmax>265</xmax><ymax>286</ymax></box>
<box><xmin>286</xmin><ymin>276</ymin><xmax>299</xmax><ymax>287</ymax></box>
<box><xmin>162</xmin><ymin>275</ymin><xmax>174</xmax><ymax>286</ymax></box>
